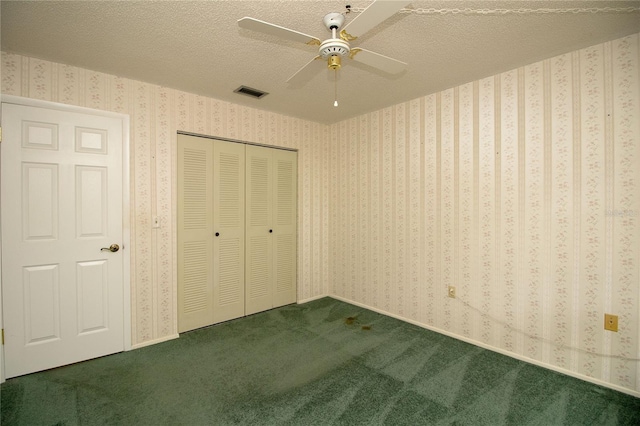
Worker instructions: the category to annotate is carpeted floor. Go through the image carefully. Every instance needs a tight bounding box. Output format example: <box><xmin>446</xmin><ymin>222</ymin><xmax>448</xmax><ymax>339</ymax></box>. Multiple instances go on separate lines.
<box><xmin>2</xmin><ymin>297</ymin><xmax>639</xmax><ymax>425</ymax></box>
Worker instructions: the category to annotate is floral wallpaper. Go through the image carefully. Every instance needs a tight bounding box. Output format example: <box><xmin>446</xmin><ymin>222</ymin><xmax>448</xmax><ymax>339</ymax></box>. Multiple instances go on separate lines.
<box><xmin>329</xmin><ymin>33</ymin><xmax>639</xmax><ymax>394</ymax></box>
<box><xmin>2</xmin><ymin>31</ymin><xmax>639</xmax><ymax>395</ymax></box>
<box><xmin>1</xmin><ymin>51</ymin><xmax>330</xmax><ymax>347</ymax></box>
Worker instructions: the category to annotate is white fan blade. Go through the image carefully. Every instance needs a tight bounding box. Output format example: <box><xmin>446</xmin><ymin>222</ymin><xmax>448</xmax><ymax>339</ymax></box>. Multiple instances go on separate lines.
<box><xmin>286</xmin><ymin>56</ymin><xmax>323</xmax><ymax>85</ymax></box>
<box><xmin>341</xmin><ymin>0</ymin><xmax>412</xmax><ymax>40</ymax></box>
<box><xmin>349</xmin><ymin>48</ymin><xmax>407</xmax><ymax>74</ymax></box>
<box><xmin>238</xmin><ymin>17</ymin><xmax>321</xmax><ymax>46</ymax></box>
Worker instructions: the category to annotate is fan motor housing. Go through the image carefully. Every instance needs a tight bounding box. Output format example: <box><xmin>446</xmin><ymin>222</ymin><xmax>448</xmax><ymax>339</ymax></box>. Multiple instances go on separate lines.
<box><xmin>319</xmin><ymin>38</ymin><xmax>350</xmax><ymax>59</ymax></box>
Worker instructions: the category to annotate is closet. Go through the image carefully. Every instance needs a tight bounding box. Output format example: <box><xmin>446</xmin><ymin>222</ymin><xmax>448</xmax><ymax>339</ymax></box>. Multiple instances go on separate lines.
<box><xmin>177</xmin><ymin>134</ymin><xmax>297</xmax><ymax>333</ymax></box>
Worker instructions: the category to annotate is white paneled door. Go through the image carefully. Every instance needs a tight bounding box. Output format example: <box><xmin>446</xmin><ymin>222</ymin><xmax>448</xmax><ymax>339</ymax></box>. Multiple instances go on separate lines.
<box><xmin>1</xmin><ymin>101</ymin><xmax>127</xmax><ymax>378</ymax></box>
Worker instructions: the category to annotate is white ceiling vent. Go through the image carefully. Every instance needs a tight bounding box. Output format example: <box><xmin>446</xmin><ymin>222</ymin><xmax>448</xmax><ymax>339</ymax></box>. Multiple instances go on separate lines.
<box><xmin>234</xmin><ymin>85</ymin><xmax>269</xmax><ymax>99</ymax></box>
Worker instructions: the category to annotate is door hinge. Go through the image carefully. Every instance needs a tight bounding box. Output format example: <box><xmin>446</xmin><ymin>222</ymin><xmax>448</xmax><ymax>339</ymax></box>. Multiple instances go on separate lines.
<box><xmin>1</xmin><ymin>329</ymin><xmax>4</xmax><ymax>345</ymax></box>
<box><xmin>0</xmin><ymin>126</ymin><xmax>3</xmax><ymax>143</ymax></box>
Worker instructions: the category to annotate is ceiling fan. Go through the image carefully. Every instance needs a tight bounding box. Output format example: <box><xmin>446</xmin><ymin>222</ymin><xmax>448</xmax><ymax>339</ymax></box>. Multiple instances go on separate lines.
<box><xmin>238</xmin><ymin>0</ymin><xmax>411</xmax><ymax>105</ymax></box>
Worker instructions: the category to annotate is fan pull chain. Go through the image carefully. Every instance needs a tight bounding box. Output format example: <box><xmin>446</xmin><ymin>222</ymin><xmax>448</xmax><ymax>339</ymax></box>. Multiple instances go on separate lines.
<box><xmin>334</xmin><ymin>69</ymin><xmax>338</xmax><ymax>107</ymax></box>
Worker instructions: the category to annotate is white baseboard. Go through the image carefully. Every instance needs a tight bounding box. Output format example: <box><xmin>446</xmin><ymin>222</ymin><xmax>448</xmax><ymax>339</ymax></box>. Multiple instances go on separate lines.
<box><xmin>297</xmin><ymin>294</ymin><xmax>328</xmax><ymax>304</ymax></box>
<box><xmin>328</xmin><ymin>294</ymin><xmax>640</xmax><ymax>398</ymax></box>
<box><xmin>131</xmin><ymin>333</ymin><xmax>179</xmax><ymax>350</ymax></box>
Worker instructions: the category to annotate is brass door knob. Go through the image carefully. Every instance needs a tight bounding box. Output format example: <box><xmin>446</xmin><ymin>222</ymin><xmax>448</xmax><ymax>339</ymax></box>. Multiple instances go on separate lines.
<box><xmin>101</xmin><ymin>244</ymin><xmax>120</xmax><ymax>253</ymax></box>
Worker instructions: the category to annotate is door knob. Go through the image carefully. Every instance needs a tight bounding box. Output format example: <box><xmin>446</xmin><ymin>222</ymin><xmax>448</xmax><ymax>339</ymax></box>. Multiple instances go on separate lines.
<box><xmin>101</xmin><ymin>244</ymin><xmax>120</xmax><ymax>253</ymax></box>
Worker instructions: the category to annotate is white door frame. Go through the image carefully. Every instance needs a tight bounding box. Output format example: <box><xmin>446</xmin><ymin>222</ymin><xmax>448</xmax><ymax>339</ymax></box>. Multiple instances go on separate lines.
<box><xmin>0</xmin><ymin>95</ymin><xmax>132</xmax><ymax>383</ymax></box>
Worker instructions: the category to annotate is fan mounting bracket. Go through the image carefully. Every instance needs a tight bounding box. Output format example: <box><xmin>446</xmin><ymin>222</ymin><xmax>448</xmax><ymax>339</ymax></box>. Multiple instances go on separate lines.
<box><xmin>323</xmin><ymin>12</ymin><xmax>345</xmax><ymax>30</ymax></box>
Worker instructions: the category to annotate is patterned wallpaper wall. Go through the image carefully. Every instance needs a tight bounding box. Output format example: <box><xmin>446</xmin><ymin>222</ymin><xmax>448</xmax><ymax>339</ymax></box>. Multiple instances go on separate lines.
<box><xmin>2</xmin><ymin>32</ymin><xmax>639</xmax><ymax>395</ymax></box>
<box><xmin>1</xmin><ymin>51</ymin><xmax>330</xmax><ymax>346</ymax></box>
<box><xmin>329</xmin><ymin>33</ymin><xmax>640</xmax><ymax>394</ymax></box>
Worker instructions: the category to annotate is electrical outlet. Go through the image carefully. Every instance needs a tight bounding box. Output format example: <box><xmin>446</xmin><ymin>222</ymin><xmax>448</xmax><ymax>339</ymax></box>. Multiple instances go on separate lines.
<box><xmin>604</xmin><ymin>313</ymin><xmax>618</xmax><ymax>332</ymax></box>
<box><xmin>448</xmin><ymin>286</ymin><xmax>456</xmax><ymax>298</ymax></box>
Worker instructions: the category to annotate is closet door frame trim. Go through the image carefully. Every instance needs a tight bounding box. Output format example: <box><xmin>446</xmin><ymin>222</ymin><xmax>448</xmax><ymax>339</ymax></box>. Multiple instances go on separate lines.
<box><xmin>177</xmin><ymin>131</ymin><xmax>298</xmax><ymax>152</ymax></box>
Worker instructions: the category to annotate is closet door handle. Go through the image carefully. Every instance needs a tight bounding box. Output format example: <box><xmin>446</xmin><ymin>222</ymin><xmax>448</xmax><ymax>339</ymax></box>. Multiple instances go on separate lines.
<box><xmin>215</xmin><ymin>232</ymin><xmax>220</xmax><ymax>237</ymax></box>
<box><xmin>269</xmin><ymin>229</ymin><xmax>273</xmax><ymax>233</ymax></box>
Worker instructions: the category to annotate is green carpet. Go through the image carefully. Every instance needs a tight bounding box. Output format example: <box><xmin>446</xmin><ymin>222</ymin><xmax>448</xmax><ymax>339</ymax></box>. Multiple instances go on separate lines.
<box><xmin>2</xmin><ymin>297</ymin><xmax>639</xmax><ymax>425</ymax></box>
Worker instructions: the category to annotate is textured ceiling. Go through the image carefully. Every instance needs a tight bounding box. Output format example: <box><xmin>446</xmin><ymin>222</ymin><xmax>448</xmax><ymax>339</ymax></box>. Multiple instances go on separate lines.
<box><xmin>2</xmin><ymin>1</ymin><xmax>639</xmax><ymax>124</ymax></box>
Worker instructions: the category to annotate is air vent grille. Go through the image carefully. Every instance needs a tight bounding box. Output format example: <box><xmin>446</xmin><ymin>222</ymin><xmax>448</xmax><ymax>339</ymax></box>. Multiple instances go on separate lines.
<box><xmin>234</xmin><ymin>86</ymin><xmax>269</xmax><ymax>99</ymax></box>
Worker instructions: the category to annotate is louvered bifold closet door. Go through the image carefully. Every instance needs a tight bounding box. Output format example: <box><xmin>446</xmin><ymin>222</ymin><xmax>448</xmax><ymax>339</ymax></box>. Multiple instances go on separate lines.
<box><xmin>212</xmin><ymin>141</ymin><xmax>245</xmax><ymax>324</ymax></box>
<box><xmin>272</xmin><ymin>149</ymin><xmax>297</xmax><ymax>308</ymax></box>
<box><xmin>178</xmin><ymin>134</ymin><xmax>214</xmax><ymax>332</ymax></box>
<box><xmin>245</xmin><ymin>145</ymin><xmax>297</xmax><ymax>315</ymax></box>
<box><xmin>178</xmin><ymin>134</ymin><xmax>246</xmax><ymax>332</ymax></box>
<box><xmin>245</xmin><ymin>145</ymin><xmax>273</xmax><ymax>315</ymax></box>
